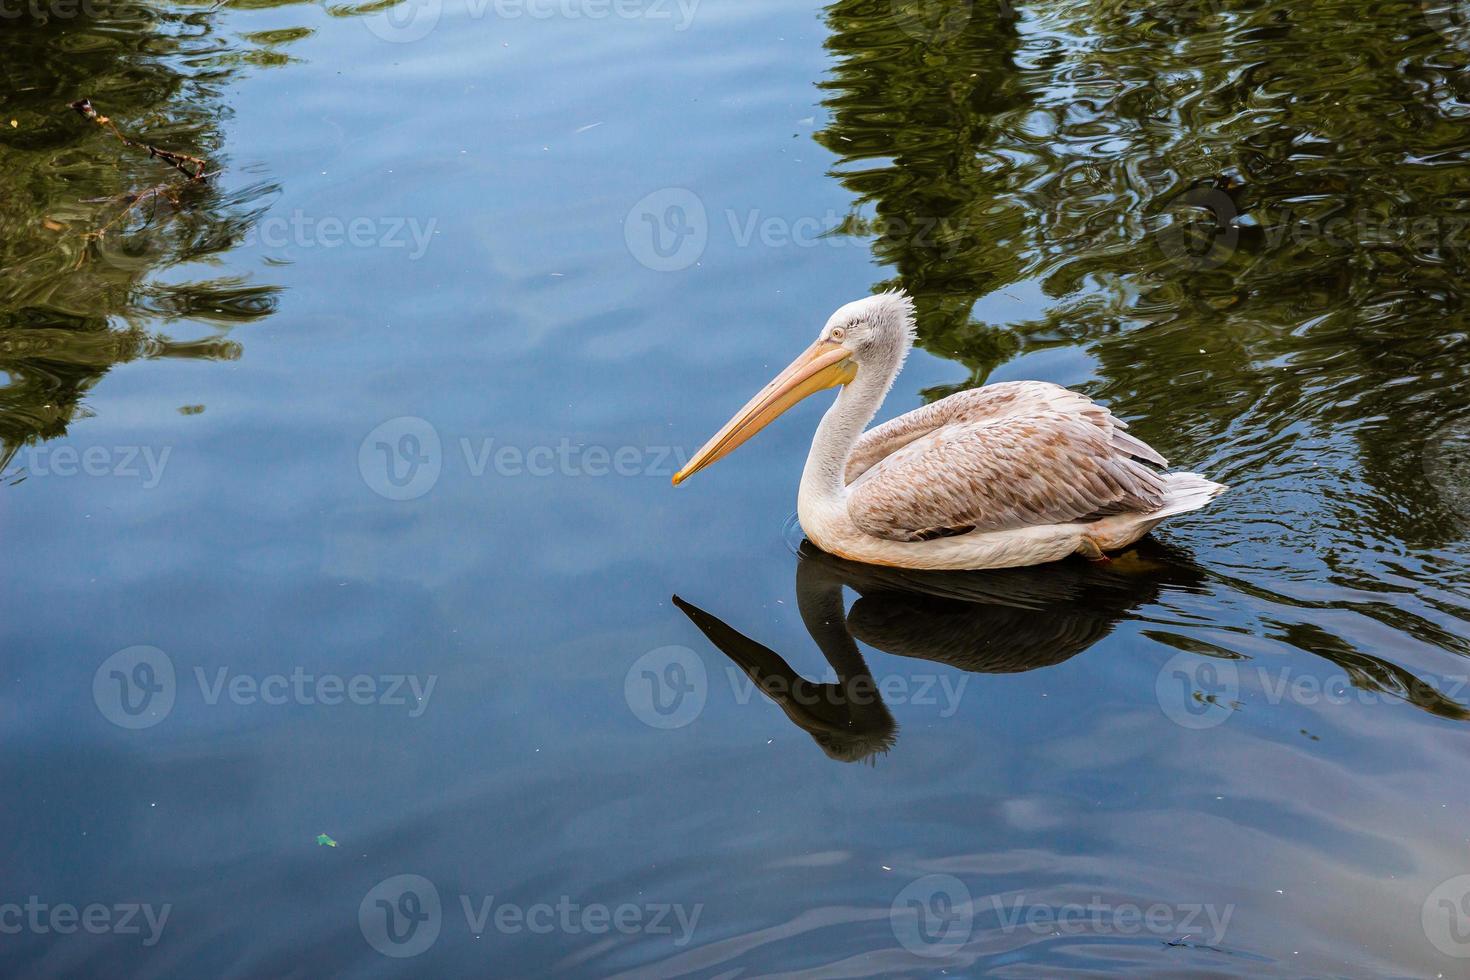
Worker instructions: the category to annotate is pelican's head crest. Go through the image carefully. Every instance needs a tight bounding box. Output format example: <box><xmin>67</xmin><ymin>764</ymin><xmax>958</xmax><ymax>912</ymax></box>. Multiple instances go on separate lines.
<box><xmin>820</xmin><ymin>290</ymin><xmax>916</xmax><ymax>368</ymax></box>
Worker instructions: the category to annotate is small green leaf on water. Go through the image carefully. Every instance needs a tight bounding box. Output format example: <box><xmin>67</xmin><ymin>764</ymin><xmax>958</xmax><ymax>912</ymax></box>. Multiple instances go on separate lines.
<box><xmin>316</xmin><ymin>833</ymin><xmax>338</xmax><ymax>847</ymax></box>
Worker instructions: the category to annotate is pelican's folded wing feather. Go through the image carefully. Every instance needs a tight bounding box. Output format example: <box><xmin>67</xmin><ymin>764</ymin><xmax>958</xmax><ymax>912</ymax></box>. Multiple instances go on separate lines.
<box><xmin>845</xmin><ymin>380</ymin><xmax>1165</xmax><ymax>486</ymax></box>
<box><xmin>845</xmin><ymin>383</ymin><xmax>1172</xmax><ymax>542</ymax></box>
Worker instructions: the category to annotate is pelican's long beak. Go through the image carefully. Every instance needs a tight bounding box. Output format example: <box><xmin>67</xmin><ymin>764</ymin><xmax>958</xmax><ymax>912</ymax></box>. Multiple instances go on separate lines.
<box><xmin>673</xmin><ymin>339</ymin><xmax>856</xmax><ymax>485</ymax></box>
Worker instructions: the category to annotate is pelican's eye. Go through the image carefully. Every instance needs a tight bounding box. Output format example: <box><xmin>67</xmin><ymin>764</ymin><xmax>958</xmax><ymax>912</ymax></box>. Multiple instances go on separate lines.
<box><xmin>830</xmin><ymin>326</ymin><xmax>846</xmax><ymax>342</ymax></box>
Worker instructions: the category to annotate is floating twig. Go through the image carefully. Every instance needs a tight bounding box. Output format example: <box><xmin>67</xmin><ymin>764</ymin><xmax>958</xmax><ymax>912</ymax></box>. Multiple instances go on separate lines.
<box><xmin>68</xmin><ymin>98</ymin><xmax>211</xmax><ymax>182</ymax></box>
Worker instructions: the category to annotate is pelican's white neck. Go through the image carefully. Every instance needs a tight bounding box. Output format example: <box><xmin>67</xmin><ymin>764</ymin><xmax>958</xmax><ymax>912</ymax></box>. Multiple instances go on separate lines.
<box><xmin>798</xmin><ymin>352</ymin><xmax>897</xmax><ymax>507</ymax></box>
<box><xmin>793</xmin><ymin>290</ymin><xmax>916</xmax><ymax>529</ymax></box>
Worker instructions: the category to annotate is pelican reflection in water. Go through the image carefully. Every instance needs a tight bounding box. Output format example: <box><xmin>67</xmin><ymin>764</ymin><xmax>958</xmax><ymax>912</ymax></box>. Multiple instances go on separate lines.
<box><xmin>674</xmin><ymin>541</ymin><xmax>1204</xmax><ymax>763</ymax></box>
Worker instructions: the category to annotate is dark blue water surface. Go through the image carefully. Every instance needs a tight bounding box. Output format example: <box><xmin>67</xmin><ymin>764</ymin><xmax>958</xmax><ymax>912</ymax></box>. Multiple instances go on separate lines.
<box><xmin>4</xmin><ymin>0</ymin><xmax>1470</xmax><ymax>975</ymax></box>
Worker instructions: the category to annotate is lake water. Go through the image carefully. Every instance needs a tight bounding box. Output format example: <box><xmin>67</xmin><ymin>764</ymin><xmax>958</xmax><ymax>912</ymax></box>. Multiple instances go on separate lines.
<box><xmin>3</xmin><ymin>0</ymin><xmax>1470</xmax><ymax>975</ymax></box>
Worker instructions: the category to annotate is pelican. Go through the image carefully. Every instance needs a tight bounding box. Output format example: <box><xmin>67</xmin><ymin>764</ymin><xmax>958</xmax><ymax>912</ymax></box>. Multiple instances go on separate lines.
<box><xmin>673</xmin><ymin>291</ymin><xmax>1227</xmax><ymax>569</ymax></box>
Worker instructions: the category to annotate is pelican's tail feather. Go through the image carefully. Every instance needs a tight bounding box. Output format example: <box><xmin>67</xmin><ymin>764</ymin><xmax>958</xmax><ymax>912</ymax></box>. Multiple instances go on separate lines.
<box><xmin>1150</xmin><ymin>471</ymin><xmax>1229</xmax><ymax>521</ymax></box>
<box><xmin>1083</xmin><ymin>471</ymin><xmax>1228</xmax><ymax>553</ymax></box>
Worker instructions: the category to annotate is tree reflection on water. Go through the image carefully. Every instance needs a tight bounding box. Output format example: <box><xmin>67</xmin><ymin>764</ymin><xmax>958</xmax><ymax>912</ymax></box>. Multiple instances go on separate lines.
<box><xmin>0</xmin><ymin>3</ymin><xmax>300</xmax><ymax>475</ymax></box>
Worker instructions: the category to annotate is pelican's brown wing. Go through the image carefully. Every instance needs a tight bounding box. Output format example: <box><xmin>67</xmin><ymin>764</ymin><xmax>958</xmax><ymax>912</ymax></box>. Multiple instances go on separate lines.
<box><xmin>846</xmin><ymin>381</ymin><xmax>1166</xmax><ymax>483</ymax></box>
<box><xmin>845</xmin><ymin>382</ymin><xmax>1171</xmax><ymax>542</ymax></box>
